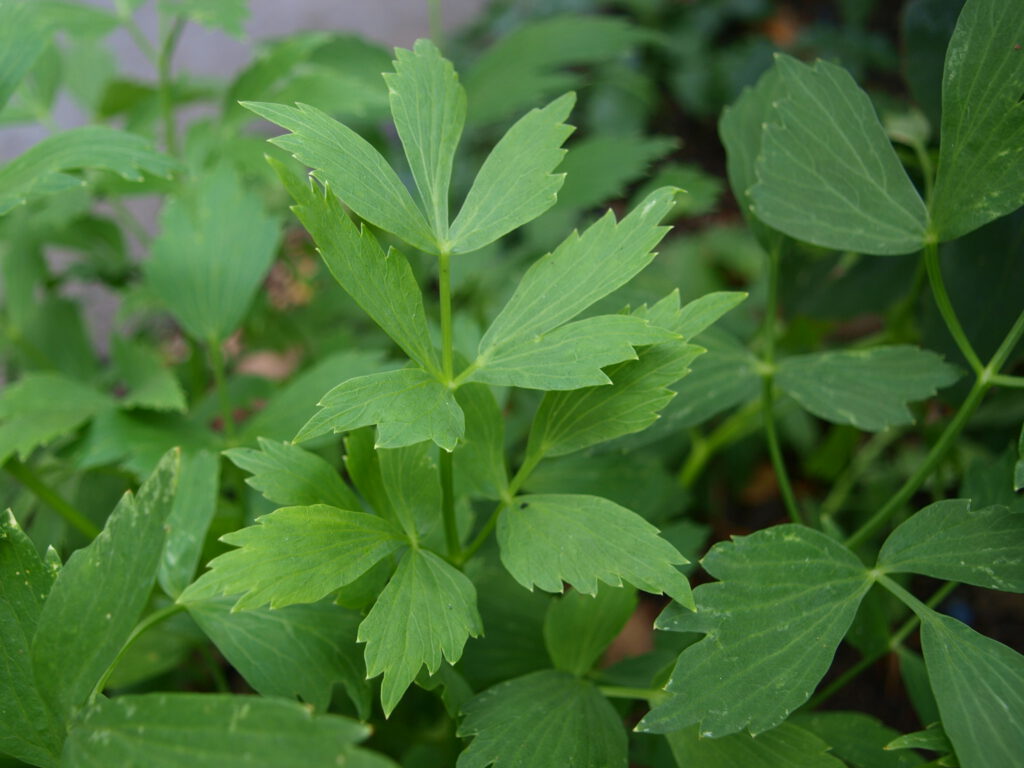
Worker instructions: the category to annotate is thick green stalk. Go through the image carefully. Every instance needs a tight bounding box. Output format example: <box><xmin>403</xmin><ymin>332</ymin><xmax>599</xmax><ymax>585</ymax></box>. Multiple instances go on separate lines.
<box><xmin>437</xmin><ymin>247</ymin><xmax>460</xmax><ymax>559</ymax></box>
<box><xmin>440</xmin><ymin>449</ymin><xmax>459</xmax><ymax>560</ymax></box>
<box><xmin>4</xmin><ymin>458</ymin><xmax>100</xmax><ymax>539</ymax></box>
<box><xmin>598</xmin><ymin>685</ymin><xmax>667</xmax><ymax>704</ymax></box>
<box><xmin>158</xmin><ymin>15</ymin><xmax>186</xmax><ymax>157</ymax></box>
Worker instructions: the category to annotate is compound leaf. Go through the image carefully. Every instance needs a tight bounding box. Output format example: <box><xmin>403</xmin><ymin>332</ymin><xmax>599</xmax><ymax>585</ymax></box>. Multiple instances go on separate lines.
<box><xmin>639</xmin><ymin>525</ymin><xmax>872</xmax><ymax>737</ymax></box>
<box><xmin>543</xmin><ymin>584</ymin><xmax>637</xmax><ymax>677</ymax></box>
<box><xmin>243</xmin><ymin>100</ymin><xmax>435</xmax><ymax>253</ymax></box>
<box><xmin>456</xmin><ymin>670</ymin><xmax>627</xmax><ymax>768</ymax></box>
<box><xmin>179</xmin><ymin>505</ymin><xmax>406</xmax><ymax>611</ymax></box>
<box><xmin>296</xmin><ymin>368</ymin><xmax>464</xmax><ymax>452</ymax></box>
<box><xmin>776</xmin><ymin>346</ymin><xmax>958</xmax><ymax>431</ymax></box>
<box><xmin>157</xmin><ymin>449</ymin><xmax>220</xmax><ymax>599</ymax></box>
<box><xmin>358</xmin><ymin>548</ymin><xmax>482</xmax><ymax>716</ymax></box>
<box><xmin>497</xmin><ymin>494</ymin><xmax>693</xmax><ymax>606</ymax></box>
<box><xmin>751</xmin><ymin>54</ymin><xmax>928</xmax><ymax>255</ymax></box>
<box><xmin>666</xmin><ymin>723</ymin><xmax>845</xmax><ymax>768</ymax></box>
<box><xmin>385</xmin><ymin>38</ymin><xmax>465</xmax><ymax>239</ymax></box>
<box><xmin>448</xmin><ymin>93</ymin><xmax>575</xmax><ymax>254</ymax></box>
<box><xmin>931</xmin><ymin>0</ymin><xmax>1024</xmax><ymax>240</ymax></box>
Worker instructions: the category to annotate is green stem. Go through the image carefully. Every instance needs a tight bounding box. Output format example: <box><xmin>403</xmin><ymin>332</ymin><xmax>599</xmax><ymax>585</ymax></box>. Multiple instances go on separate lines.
<box><xmin>439</xmin><ymin>249</ymin><xmax>454</xmax><ymax>381</ymax></box>
<box><xmin>598</xmin><ymin>685</ymin><xmax>667</xmax><ymax>704</ymax></box>
<box><xmin>91</xmin><ymin>603</ymin><xmax>186</xmax><ymax>700</ymax></box>
<box><xmin>208</xmin><ymin>339</ymin><xmax>235</xmax><ymax>440</ymax></box>
<box><xmin>678</xmin><ymin>399</ymin><xmax>762</xmax><ymax>487</ymax></box>
<box><xmin>198</xmin><ymin>644</ymin><xmax>231</xmax><ymax>693</ymax></box>
<box><xmin>876</xmin><ymin>574</ymin><xmax>931</xmax><ymax>615</ymax></box>
<box><xmin>158</xmin><ymin>15</ymin><xmax>186</xmax><ymax>157</ymax></box>
<box><xmin>123</xmin><ymin>15</ymin><xmax>157</xmax><ymax>64</ymax></box>
<box><xmin>817</xmin><ymin>428</ymin><xmax>902</xmax><ymax>525</ymax></box>
<box><xmin>428</xmin><ymin>0</ymin><xmax>444</xmax><ymax>49</ymax></box>
<box><xmin>924</xmin><ymin>240</ymin><xmax>983</xmax><ymax>375</ymax></box>
<box><xmin>989</xmin><ymin>373</ymin><xmax>1024</xmax><ymax>389</ymax></box>
<box><xmin>4</xmin><ymin>459</ymin><xmax>100</xmax><ymax>539</ymax></box>
<box><xmin>440</xmin><ymin>450</ymin><xmax>459</xmax><ymax>560</ymax></box>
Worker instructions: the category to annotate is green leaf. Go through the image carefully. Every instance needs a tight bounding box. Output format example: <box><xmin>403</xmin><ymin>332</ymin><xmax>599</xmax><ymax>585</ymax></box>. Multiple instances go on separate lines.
<box><xmin>296</xmin><ymin>368</ymin><xmax>465</xmax><ymax>452</ymax></box>
<box><xmin>477</xmin><ymin>187</ymin><xmax>676</xmax><ymax>351</ymax></box>
<box><xmin>468</xmin><ymin>314</ymin><xmax>677</xmax><ymax>391</ymax></box>
<box><xmin>453</xmin><ymin>383</ymin><xmax>508</xmax><ymax>501</ymax></box>
<box><xmin>885</xmin><ymin>722</ymin><xmax>953</xmax><ymax>755</ymax></box>
<box><xmin>0</xmin><ymin>1</ymin><xmax>48</xmax><ymax>112</ymax></box>
<box><xmin>187</xmin><ymin>597</ymin><xmax>370</xmax><ymax>717</ymax></box>
<box><xmin>158</xmin><ymin>0</ymin><xmax>248</xmax><ymax>35</ymax></box>
<box><xmin>672</xmin><ymin>291</ymin><xmax>750</xmax><ymax>339</ymax></box>
<box><xmin>358</xmin><ymin>548</ymin><xmax>482</xmax><ymax>716</ymax></box>
<box><xmin>0</xmin><ymin>510</ymin><xmax>62</xmax><ymax>768</ymax></box>
<box><xmin>242</xmin><ymin>100</ymin><xmax>435</xmax><ymax>253</ymax></box>
<box><xmin>666</xmin><ymin>723</ymin><xmax>846</xmax><ymax>768</ymax></box>
<box><xmin>791</xmin><ymin>712</ymin><xmax>924</xmax><ymax>768</ymax></box>
<box><xmin>750</xmin><ymin>54</ymin><xmax>928</xmax><ymax>255</ymax></box>
<box><xmin>112</xmin><ymin>337</ymin><xmax>186</xmax><ymax>412</ymax></box>
<box><xmin>457</xmin><ymin>670</ymin><xmax>625</xmax><ymax>768</ymax></box>
<box><xmin>343</xmin><ymin>427</ymin><xmax>394</xmax><ymax>523</ymax></box>
<box><xmin>158</xmin><ymin>449</ymin><xmax>220</xmax><ymax>599</ymax></box>
<box><xmin>32</xmin><ymin>450</ymin><xmax>179</xmax><ymax>718</ymax></box>
<box><xmin>145</xmin><ymin>164</ymin><xmax>280</xmax><ymax>343</ymax></box>
<box><xmin>62</xmin><ymin>693</ymin><xmax>395</xmax><ymax>768</ymax></box>
<box><xmin>179</xmin><ymin>505</ymin><xmax>406</xmax><ymax>611</ymax></box>
<box><xmin>497</xmin><ymin>494</ymin><xmax>693</xmax><ymax>606</ymax></box>
<box><xmin>378</xmin><ymin>441</ymin><xmax>441</xmax><ymax>543</ymax></box>
<box><xmin>273</xmin><ymin>160</ymin><xmax>440</xmax><ymax>374</ymax></box>
<box><xmin>0</xmin><ymin>126</ymin><xmax>176</xmax><ymax>215</ymax></box>
<box><xmin>385</xmin><ymin>39</ymin><xmax>465</xmax><ymax>239</ymax></box>
<box><xmin>0</xmin><ymin>372</ymin><xmax>111</xmax><ymax>465</ymax></box>
<box><xmin>543</xmin><ymin>584</ymin><xmax>637</xmax><ymax>677</ymax></box>
<box><xmin>878</xmin><ymin>499</ymin><xmax>1024</xmax><ymax>592</ymax></box>
<box><xmin>930</xmin><ymin>0</ymin><xmax>1024</xmax><ymax>240</ymax></box>
<box><xmin>639</xmin><ymin>525</ymin><xmax>872</xmax><ymax>736</ymax></box>
<box><xmin>448</xmin><ymin>93</ymin><xmax>575</xmax><ymax>254</ymax></box>
<box><xmin>1016</xmin><ymin>422</ymin><xmax>1024</xmax><ymax>492</ymax></box>
<box><xmin>917</xmin><ymin>609</ymin><xmax>1024</xmax><ymax>768</ymax></box>
<box><xmin>225</xmin><ymin>438</ymin><xmax>361</xmax><ymax>511</ymax></box>
<box><xmin>776</xmin><ymin>346</ymin><xmax>959</xmax><ymax>431</ymax></box>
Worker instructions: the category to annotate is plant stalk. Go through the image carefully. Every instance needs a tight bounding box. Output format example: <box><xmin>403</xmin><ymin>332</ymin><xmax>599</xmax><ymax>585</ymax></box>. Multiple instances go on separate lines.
<box><xmin>91</xmin><ymin>603</ymin><xmax>186</xmax><ymax>700</ymax></box>
<box><xmin>208</xmin><ymin>338</ymin><xmax>235</xmax><ymax>439</ymax></box>
<box><xmin>158</xmin><ymin>15</ymin><xmax>186</xmax><ymax>157</ymax></box>
<box><xmin>924</xmin><ymin>240</ymin><xmax>983</xmax><ymax>374</ymax></box>
<box><xmin>4</xmin><ymin>458</ymin><xmax>100</xmax><ymax>539</ymax></box>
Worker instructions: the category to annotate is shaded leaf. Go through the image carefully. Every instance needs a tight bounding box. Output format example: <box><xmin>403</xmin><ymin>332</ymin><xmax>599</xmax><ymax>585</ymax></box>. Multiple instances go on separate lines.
<box><xmin>378</xmin><ymin>441</ymin><xmax>441</xmax><ymax>544</ymax></box>
<box><xmin>543</xmin><ymin>584</ymin><xmax>637</xmax><ymax>677</ymax></box>
<box><xmin>666</xmin><ymin>723</ymin><xmax>845</xmax><ymax>768</ymax></box>
<box><xmin>792</xmin><ymin>712</ymin><xmax>924</xmax><ymax>768</ymax></box>
<box><xmin>158</xmin><ymin>449</ymin><xmax>220</xmax><ymax>599</ymax></box>
<box><xmin>453</xmin><ymin>383</ymin><xmax>507</xmax><ymax>501</ymax></box>
<box><xmin>112</xmin><ymin>337</ymin><xmax>186</xmax><ymax>413</ymax></box>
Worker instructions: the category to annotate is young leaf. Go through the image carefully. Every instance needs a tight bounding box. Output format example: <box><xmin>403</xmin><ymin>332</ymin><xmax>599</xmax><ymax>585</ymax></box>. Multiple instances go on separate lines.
<box><xmin>448</xmin><ymin>92</ymin><xmax>575</xmax><ymax>254</ymax></box>
<box><xmin>750</xmin><ymin>55</ymin><xmax>928</xmax><ymax>255</ymax></box>
<box><xmin>776</xmin><ymin>346</ymin><xmax>959</xmax><ymax>431</ymax></box>
<box><xmin>456</xmin><ymin>670</ymin><xmax>627</xmax><ymax>768</ymax></box>
<box><xmin>111</xmin><ymin>337</ymin><xmax>186</xmax><ymax>413</ymax></box>
<box><xmin>273</xmin><ymin>160</ymin><xmax>441</xmax><ymax>375</ymax></box>
<box><xmin>453</xmin><ymin>383</ymin><xmax>508</xmax><ymax>501</ymax></box>
<box><xmin>179</xmin><ymin>505</ymin><xmax>406</xmax><ymax>610</ymax></box>
<box><xmin>242</xmin><ymin>100</ymin><xmax>436</xmax><ymax>253</ymax></box>
<box><xmin>62</xmin><ymin>693</ymin><xmax>395</xmax><ymax>768</ymax></box>
<box><xmin>878</xmin><ymin>499</ymin><xmax>1024</xmax><ymax>592</ymax></box>
<box><xmin>0</xmin><ymin>510</ymin><xmax>62</xmax><ymax>768</ymax></box>
<box><xmin>0</xmin><ymin>372</ymin><xmax>111</xmax><ymax>465</ymax></box>
<box><xmin>157</xmin><ymin>449</ymin><xmax>220</xmax><ymax>599</ymax></box>
<box><xmin>378</xmin><ymin>441</ymin><xmax>441</xmax><ymax>544</ymax></box>
<box><xmin>358</xmin><ymin>548</ymin><xmax>482</xmax><ymax>716</ymax></box>
<box><xmin>0</xmin><ymin>0</ymin><xmax>47</xmax><ymax>111</ymax></box>
<box><xmin>467</xmin><ymin>314</ymin><xmax>678</xmax><ymax>391</ymax></box>
<box><xmin>385</xmin><ymin>39</ymin><xmax>466</xmax><ymax>239</ymax></box>
<box><xmin>930</xmin><ymin>0</ymin><xmax>1024</xmax><ymax>241</ymax></box>
<box><xmin>917</xmin><ymin>609</ymin><xmax>1024</xmax><ymax>768</ymax></box>
<box><xmin>639</xmin><ymin>525</ymin><xmax>872</xmax><ymax>736</ymax></box>
<box><xmin>497</xmin><ymin>494</ymin><xmax>693</xmax><ymax>606</ymax></box>
<box><xmin>225</xmin><ymin>438</ymin><xmax>361</xmax><ymax>511</ymax></box>
<box><xmin>296</xmin><ymin>368</ymin><xmax>464</xmax><ymax>452</ymax></box>
<box><xmin>187</xmin><ymin>597</ymin><xmax>370</xmax><ymax>717</ymax></box>
<box><xmin>666</xmin><ymin>723</ymin><xmax>845</xmax><ymax>768</ymax></box>
<box><xmin>145</xmin><ymin>164</ymin><xmax>280</xmax><ymax>344</ymax></box>
<box><xmin>32</xmin><ymin>450</ymin><xmax>179</xmax><ymax>718</ymax></box>
<box><xmin>0</xmin><ymin>126</ymin><xmax>177</xmax><ymax>215</ymax></box>
<box><xmin>543</xmin><ymin>584</ymin><xmax>637</xmax><ymax>677</ymax></box>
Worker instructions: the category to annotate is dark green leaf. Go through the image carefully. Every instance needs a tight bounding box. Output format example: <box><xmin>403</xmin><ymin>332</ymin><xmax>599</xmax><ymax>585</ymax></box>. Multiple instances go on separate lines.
<box><xmin>453</xmin><ymin>383</ymin><xmax>507</xmax><ymax>501</ymax></box>
<box><xmin>792</xmin><ymin>712</ymin><xmax>924</xmax><ymax>768</ymax></box>
<box><xmin>543</xmin><ymin>584</ymin><xmax>637</xmax><ymax>677</ymax></box>
<box><xmin>158</xmin><ymin>450</ymin><xmax>220</xmax><ymax>599</ymax></box>
<box><xmin>885</xmin><ymin>722</ymin><xmax>953</xmax><ymax>755</ymax></box>
<box><xmin>1016</xmin><ymin>422</ymin><xmax>1024</xmax><ymax>492</ymax></box>
<box><xmin>378</xmin><ymin>441</ymin><xmax>441</xmax><ymax>544</ymax></box>
<box><xmin>666</xmin><ymin>723</ymin><xmax>845</xmax><ymax>768</ymax></box>
<box><xmin>112</xmin><ymin>338</ymin><xmax>186</xmax><ymax>413</ymax></box>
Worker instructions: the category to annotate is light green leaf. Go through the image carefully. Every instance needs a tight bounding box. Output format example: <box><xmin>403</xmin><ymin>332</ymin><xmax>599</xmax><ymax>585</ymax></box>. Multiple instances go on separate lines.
<box><xmin>274</xmin><ymin>160</ymin><xmax>440</xmax><ymax>374</ymax></box>
<box><xmin>33</xmin><ymin>1</ymin><xmax>119</xmax><ymax>37</ymax></box>
<box><xmin>526</xmin><ymin>339</ymin><xmax>703</xmax><ymax>458</ymax></box>
<box><xmin>673</xmin><ymin>291</ymin><xmax>750</xmax><ymax>339</ymax></box>
<box><xmin>158</xmin><ymin>449</ymin><xmax>220</xmax><ymax>599</ymax></box>
<box><xmin>453</xmin><ymin>383</ymin><xmax>508</xmax><ymax>501</ymax></box>
<box><xmin>666</xmin><ymin>723</ymin><xmax>846</xmax><ymax>768</ymax></box>
<box><xmin>158</xmin><ymin>0</ymin><xmax>248</xmax><ymax>35</ymax></box>
<box><xmin>448</xmin><ymin>93</ymin><xmax>575</xmax><ymax>254</ymax></box>
<box><xmin>750</xmin><ymin>54</ymin><xmax>928</xmax><ymax>255</ymax></box>
<box><xmin>225</xmin><ymin>438</ymin><xmax>360</xmax><ymax>511</ymax></box>
<box><xmin>62</xmin><ymin>693</ymin><xmax>395</xmax><ymax>768</ymax></box>
<box><xmin>543</xmin><ymin>584</ymin><xmax>637</xmax><ymax>677</ymax></box>
<box><xmin>0</xmin><ymin>1</ymin><xmax>48</xmax><ymax>112</ymax></box>
<box><xmin>344</xmin><ymin>427</ymin><xmax>393</xmax><ymax>522</ymax></box>
<box><xmin>243</xmin><ymin>100</ymin><xmax>435</xmax><ymax>253</ymax></box>
<box><xmin>931</xmin><ymin>0</ymin><xmax>1024</xmax><ymax>240</ymax></box>
<box><xmin>32</xmin><ymin>450</ymin><xmax>179</xmax><ymax>718</ymax></box>
<box><xmin>378</xmin><ymin>441</ymin><xmax>440</xmax><ymax>544</ymax></box>
<box><xmin>385</xmin><ymin>39</ymin><xmax>465</xmax><ymax>239</ymax></box>
<box><xmin>456</xmin><ymin>670</ymin><xmax>627</xmax><ymax>768</ymax></box>
<box><xmin>0</xmin><ymin>126</ymin><xmax>176</xmax><ymax>215</ymax></box>
<box><xmin>468</xmin><ymin>314</ymin><xmax>677</xmax><ymax>391</ymax></box>
<box><xmin>791</xmin><ymin>712</ymin><xmax>924</xmax><ymax>768</ymax></box>
<box><xmin>478</xmin><ymin>187</ymin><xmax>676</xmax><ymax>350</ymax></box>
<box><xmin>878</xmin><ymin>499</ymin><xmax>1024</xmax><ymax>592</ymax></box>
<box><xmin>145</xmin><ymin>164</ymin><xmax>280</xmax><ymax>343</ymax></box>
<box><xmin>112</xmin><ymin>337</ymin><xmax>186</xmax><ymax>412</ymax></box>
<box><xmin>917</xmin><ymin>609</ymin><xmax>1024</xmax><ymax>768</ymax></box>
<box><xmin>296</xmin><ymin>368</ymin><xmax>464</xmax><ymax>452</ymax></box>
<box><xmin>187</xmin><ymin>597</ymin><xmax>370</xmax><ymax>717</ymax></box>
<box><xmin>358</xmin><ymin>548</ymin><xmax>482</xmax><ymax>716</ymax></box>
<box><xmin>0</xmin><ymin>372</ymin><xmax>111</xmax><ymax>465</ymax></box>
<box><xmin>497</xmin><ymin>494</ymin><xmax>693</xmax><ymax>605</ymax></box>
<box><xmin>0</xmin><ymin>509</ymin><xmax>62</xmax><ymax>768</ymax></box>
<box><xmin>179</xmin><ymin>505</ymin><xmax>406</xmax><ymax>611</ymax></box>
<box><xmin>776</xmin><ymin>346</ymin><xmax>959</xmax><ymax>431</ymax></box>
<box><xmin>639</xmin><ymin>525</ymin><xmax>872</xmax><ymax>736</ymax></box>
